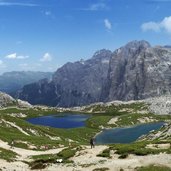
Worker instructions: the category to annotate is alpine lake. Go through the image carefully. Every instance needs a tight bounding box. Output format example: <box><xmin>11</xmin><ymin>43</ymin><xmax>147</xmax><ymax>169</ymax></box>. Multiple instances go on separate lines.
<box><xmin>27</xmin><ymin>113</ymin><xmax>164</xmax><ymax>144</ymax></box>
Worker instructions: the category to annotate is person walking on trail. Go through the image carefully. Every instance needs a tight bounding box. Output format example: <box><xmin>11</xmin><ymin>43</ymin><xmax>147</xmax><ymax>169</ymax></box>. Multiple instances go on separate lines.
<box><xmin>90</xmin><ymin>137</ymin><xmax>95</xmax><ymax>149</ymax></box>
<box><xmin>10</xmin><ymin>139</ymin><xmax>14</xmax><ymax>148</ymax></box>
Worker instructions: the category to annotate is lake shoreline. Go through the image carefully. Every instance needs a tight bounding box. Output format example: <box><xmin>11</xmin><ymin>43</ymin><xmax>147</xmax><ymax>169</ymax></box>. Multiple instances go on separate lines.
<box><xmin>95</xmin><ymin>121</ymin><xmax>165</xmax><ymax>145</ymax></box>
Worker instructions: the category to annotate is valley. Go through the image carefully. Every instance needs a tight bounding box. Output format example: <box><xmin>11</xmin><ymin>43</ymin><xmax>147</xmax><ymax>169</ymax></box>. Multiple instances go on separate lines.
<box><xmin>1</xmin><ymin>0</ymin><xmax>171</xmax><ymax>170</ymax></box>
<box><xmin>1</xmin><ymin>92</ymin><xmax>171</xmax><ymax>170</ymax></box>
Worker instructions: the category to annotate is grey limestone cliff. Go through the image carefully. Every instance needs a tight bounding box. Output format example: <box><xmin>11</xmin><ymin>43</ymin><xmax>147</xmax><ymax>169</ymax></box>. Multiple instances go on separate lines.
<box><xmin>106</xmin><ymin>40</ymin><xmax>171</xmax><ymax>101</ymax></box>
<box><xmin>17</xmin><ymin>40</ymin><xmax>171</xmax><ymax>107</ymax></box>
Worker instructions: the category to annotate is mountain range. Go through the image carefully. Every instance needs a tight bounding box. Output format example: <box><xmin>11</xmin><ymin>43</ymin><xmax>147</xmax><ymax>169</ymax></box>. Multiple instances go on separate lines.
<box><xmin>16</xmin><ymin>40</ymin><xmax>171</xmax><ymax>107</ymax></box>
<box><xmin>0</xmin><ymin>71</ymin><xmax>52</xmax><ymax>95</ymax></box>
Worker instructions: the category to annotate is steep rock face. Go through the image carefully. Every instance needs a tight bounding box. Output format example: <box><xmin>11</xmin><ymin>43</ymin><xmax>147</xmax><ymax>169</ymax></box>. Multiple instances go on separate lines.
<box><xmin>17</xmin><ymin>49</ymin><xmax>112</xmax><ymax>107</ymax></box>
<box><xmin>106</xmin><ymin>40</ymin><xmax>171</xmax><ymax>101</ymax></box>
<box><xmin>17</xmin><ymin>40</ymin><xmax>171</xmax><ymax>107</ymax></box>
<box><xmin>17</xmin><ymin>79</ymin><xmax>57</xmax><ymax>106</ymax></box>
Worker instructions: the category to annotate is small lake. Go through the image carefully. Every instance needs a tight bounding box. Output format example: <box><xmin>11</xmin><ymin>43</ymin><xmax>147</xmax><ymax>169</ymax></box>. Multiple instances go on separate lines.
<box><xmin>95</xmin><ymin>122</ymin><xmax>164</xmax><ymax>144</ymax></box>
<box><xmin>27</xmin><ymin>114</ymin><xmax>164</xmax><ymax>144</ymax></box>
<box><xmin>27</xmin><ymin>113</ymin><xmax>90</xmax><ymax>129</ymax></box>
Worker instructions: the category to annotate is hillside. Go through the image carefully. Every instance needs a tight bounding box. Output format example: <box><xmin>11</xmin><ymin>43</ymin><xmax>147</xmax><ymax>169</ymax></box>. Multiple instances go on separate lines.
<box><xmin>0</xmin><ymin>97</ymin><xmax>171</xmax><ymax>170</ymax></box>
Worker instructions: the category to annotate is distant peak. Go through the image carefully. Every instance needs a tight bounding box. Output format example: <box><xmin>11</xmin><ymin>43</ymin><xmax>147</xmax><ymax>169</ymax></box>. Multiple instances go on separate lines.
<box><xmin>125</xmin><ymin>40</ymin><xmax>151</xmax><ymax>49</ymax></box>
<box><xmin>164</xmin><ymin>45</ymin><xmax>171</xmax><ymax>49</ymax></box>
<box><xmin>92</xmin><ymin>49</ymin><xmax>112</xmax><ymax>59</ymax></box>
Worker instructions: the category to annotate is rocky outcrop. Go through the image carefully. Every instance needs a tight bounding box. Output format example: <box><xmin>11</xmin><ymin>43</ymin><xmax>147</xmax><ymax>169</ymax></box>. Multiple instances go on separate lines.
<box><xmin>106</xmin><ymin>40</ymin><xmax>171</xmax><ymax>101</ymax></box>
<box><xmin>0</xmin><ymin>91</ymin><xmax>32</xmax><ymax>108</ymax></box>
<box><xmin>146</xmin><ymin>96</ymin><xmax>171</xmax><ymax>115</ymax></box>
<box><xmin>17</xmin><ymin>99</ymin><xmax>33</xmax><ymax>108</ymax></box>
<box><xmin>139</xmin><ymin>122</ymin><xmax>171</xmax><ymax>141</ymax></box>
<box><xmin>0</xmin><ymin>91</ymin><xmax>16</xmax><ymax>107</ymax></box>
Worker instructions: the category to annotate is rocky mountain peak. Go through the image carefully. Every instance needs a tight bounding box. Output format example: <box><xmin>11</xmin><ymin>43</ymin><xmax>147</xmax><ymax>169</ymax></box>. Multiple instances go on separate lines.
<box><xmin>124</xmin><ymin>40</ymin><xmax>151</xmax><ymax>49</ymax></box>
<box><xmin>115</xmin><ymin>40</ymin><xmax>151</xmax><ymax>58</ymax></box>
<box><xmin>92</xmin><ymin>49</ymin><xmax>112</xmax><ymax>60</ymax></box>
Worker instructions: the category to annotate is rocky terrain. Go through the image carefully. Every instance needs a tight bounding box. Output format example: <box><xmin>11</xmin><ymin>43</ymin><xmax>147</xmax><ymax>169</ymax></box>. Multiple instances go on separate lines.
<box><xmin>0</xmin><ymin>91</ymin><xmax>16</xmax><ymax>107</ymax></box>
<box><xmin>0</xmin><ymin>91</ymin><xmax>32</xmax><ymax>108</ymax></box>
<box><xmin>146</xmin><ymin>96</ymin><xmax>171</xmax><ymax>115</ymax></box>
<box><xmin>17</xmin><ymin>40</ymin><xmax>171</xmax><ymax>108</ymax></box>
<box><xmin>139</xmin><ymin>122</ymin><xmax>171</xmax><ymax>141</ymax></box>
<box><xmin>66</xmin><ymin>95</ymin><xmax>171</xmax><ymax>116</ymax></box>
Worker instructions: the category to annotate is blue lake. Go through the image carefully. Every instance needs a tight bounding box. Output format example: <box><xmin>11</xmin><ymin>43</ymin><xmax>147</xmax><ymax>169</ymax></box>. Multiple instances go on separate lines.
<box><xmin>27</xmin><ymin>113</ymin><xmax>90</xmax><ymax>129</ymax></box>
<box><xmin>95</xmin><ymin>122</ymin><xmax>164</xmax><ymax>144</ymax></box>
<box><xmin>27</xmin><ymin>114</ymin><xmax>164</xmax><ymax>144</ymax></box>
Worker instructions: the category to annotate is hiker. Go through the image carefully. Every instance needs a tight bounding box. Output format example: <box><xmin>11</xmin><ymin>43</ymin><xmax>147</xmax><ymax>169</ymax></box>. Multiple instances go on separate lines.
<box><xmin>10</xmin><ymin>139</ymin><xmax>14</xmax><ymax>148</ymax></box>
<box><xmin>90</xmin><ymin>137</ymin><xmax>95</xmax><ymax>149</ymax></box>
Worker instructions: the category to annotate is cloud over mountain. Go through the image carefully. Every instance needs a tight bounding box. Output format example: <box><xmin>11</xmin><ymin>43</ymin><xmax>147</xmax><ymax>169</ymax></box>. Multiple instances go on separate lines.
<box><xmin>141</xmin><ymin>16</ymin><xmax>171</xmax><ymax>34</ymax></box>
<box><xmin>5</xmin><ymin>53</ymin><xmax>29</xmax><ymax>59</ymax></box>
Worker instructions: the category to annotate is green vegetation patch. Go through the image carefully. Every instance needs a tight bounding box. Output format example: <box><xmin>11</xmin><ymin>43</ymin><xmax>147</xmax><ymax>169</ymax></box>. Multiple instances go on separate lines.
<box><xmin>86</xmin><ymin>115</ymin><xmax>113</xmax><ymax>128</ymax></box>
<box><xmin>115</xmin><ymin>113</ymin><xmax>171</xmax><ymax>127</ymax></box>
<box><xmin>110</xmin><ymin>142</ymin><xmax>168</xmax><ymax>156</ymax></box>
<box><xmin>0</xmin><ymin>147</ymin><xmax>18</xmax><ymax>162</ymax></box>
<box><xmin>136</xmin><ymin>165</ymin><xmax>171</xmax><ymax>171</ymax></box>
<box><xmin>93</xmin><ymin>167</ymin><xmax>110</xmax><ymax>171</ymax></box>
<box><xmin>88</xmin><ymin>102</ymin><xmax>148</xmax><ymax>114</ymax></box>
<box><xmin>29</xmin><ymin>146</ymin><xmax>77</xmax><ymax>169</ymax></box>
<box><xmin>97</xmin><ymin>140</ymin><xmax>171</xmax><ymax>159</ymax></box>
<box><xmin>97</xmin><ymin>148</ymin><xmax>111</xmax><ymax>158</ymax></box>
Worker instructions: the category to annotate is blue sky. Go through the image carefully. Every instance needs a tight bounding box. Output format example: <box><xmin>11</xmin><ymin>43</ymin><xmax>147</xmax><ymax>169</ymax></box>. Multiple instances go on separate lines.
<box><xmin>0</xmin><ymin>0</ymin><xmax>171</xmax><ymax>73</ymax></box>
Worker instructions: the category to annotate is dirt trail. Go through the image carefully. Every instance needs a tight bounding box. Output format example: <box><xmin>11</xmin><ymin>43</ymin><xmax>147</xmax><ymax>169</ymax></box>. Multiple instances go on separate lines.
<box><xmin>47</xmin><ymin>145</ymin><xmax>171</xmax><ymax>171</ymax></box>
<box><xmin>1</xmin><ymin>140</ymin><xmax>171</xmax><ymax>171</ymax></box>
<box><xmin>0</xmin><ymin>140</ymin><xmax>64</xmax><ymax>160</ymax></box>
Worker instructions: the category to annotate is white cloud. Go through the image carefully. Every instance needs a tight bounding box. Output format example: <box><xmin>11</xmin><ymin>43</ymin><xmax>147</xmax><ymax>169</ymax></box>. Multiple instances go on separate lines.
<box><xmin>0</xmin><ymin>2</ymin><xmax>38</xmax><ymax>7</ymax></box>
<box><xmin>6</xmin><ymin>53</ymin><xmax>17</xmax><ymax>59</ymax></box>
<box><xmin>81</xmin><ymin>3</ymin><xmax>108</xmax><ymax>11</ymax></box>
<box><xmin>104</xmin><ymin>19</ymin><xmax>112</xmax><ymax>30</ymax></box>
<box><xmin>0</xmin><ymin>60</ymin><xmax>3</xmax><ymax>65</ymax></box>
<box><xmin>16</xmin><ymin>41</ymin><xmax>23</xmax><ymax>45</ymax></box>
<box><xmin>45</xmin><ymin>11</ymin><xmax>52</xmax><ymax>16</ymax></box>
<box><xmin>141</xmin><ymin>16</ymin><xmax>171</xmax><ymax>34</ymax></box>
<box><xmin>149</xmin><ymin>0</ymin><xmax>171</xmax><ymax>2</ymax></box>
<box><xmin>6</xmin><ymin>53</ymin><xmax>29</xmax><ymax>59</ymax></box>
<box><xmin>0</xmin><ymin>60</ymin><xmax>6</xmax><ymax>69</ymax></box>
<box><xmin>40</xmin><ymin>53</ymin><xmax>52</xmax><ymax>62</ymax></box>
<box><xmin>89</xmin><ymin>3</ymin><xmax>108</xmax><ymax>11</ymax></box>
<box><xmin>19</xmin><ymin>63</ymin><xmax>28</xmax><ymax>67</ymax></box>
<box><xmin>161</xmin><ymin>16</ymin><xmax>171</xmax><ymax>33</ymax></box>
<box><xmin>141</xmin><ymin>22</ymin><xmax>161</xmax><ymax>32</ymax></box>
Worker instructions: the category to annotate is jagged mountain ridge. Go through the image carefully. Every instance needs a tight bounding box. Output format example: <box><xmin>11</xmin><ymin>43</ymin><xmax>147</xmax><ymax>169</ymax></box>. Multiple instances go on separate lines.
<box><xmin>17</xmin><ymin>40</ymin><xmax>171</xmax><ymax>107</ymax></box>
<box><xmin>0</xmin><ymin>71</ymin><xmax>52</xmax><ymax>94</ymax></box>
